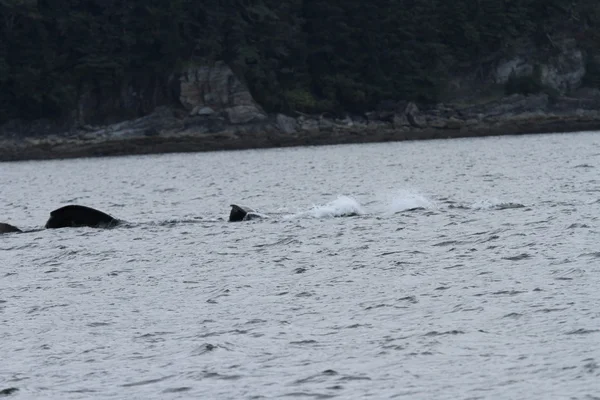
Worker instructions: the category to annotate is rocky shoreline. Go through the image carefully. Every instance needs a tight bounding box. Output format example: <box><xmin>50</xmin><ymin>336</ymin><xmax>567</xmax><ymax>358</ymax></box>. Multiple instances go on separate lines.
<box><xmin>2</xmin><ymin>42</ymin><xmax>599</xmax><ymax>163</ymax></box>
<box><xmin>2</xmin><ymin>91</ymin><xmax>600</xmax><ymax>162</ymax></box>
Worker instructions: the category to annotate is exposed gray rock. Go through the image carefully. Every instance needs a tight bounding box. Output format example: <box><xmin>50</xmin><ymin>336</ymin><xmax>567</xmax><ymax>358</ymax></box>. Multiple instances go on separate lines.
<box><xmin>392</xmin><ymin>114</ymin><xmax>410</xmax><ymax>128</ymax></box>
<box><xmin>179</xmin><ymin>61</ymin><xmax>266</xmax><ymax>123</ymax></box>
<box><xmin>445</xmin><ymin>117</ymin><xmax>465</xmax><ymax>129</ymax></box>
<box><xmin>91</xmin><ymin>106</ymin><xmax>182</xmax><ymax>139</ymax></box>
<box><xmin>191</xmin><ymin>106</ymin><xmax>216</xmax><ymax>116</ymax></box>
<box><xmin>181</xmin><ymin>115</ymin><xmax>228</xmax><ymax>135</ymax></box>
<box><xmin>440</xmin><ymin>36</ymin><xmax>587</xmax><ymax>102</ymax></box>
<box><xmin>495</xmin><ymin>39</ymin><xmax>585</xmax><ymax>94</ymax></box>
<box><xmin>495</xmin><ymin>57</ymin><xmax>535</xmax><ymax>84</ymax></box>
<box><xmin>404</xmin><ymin>102</ymin><xmax>422</xmax><ymax>128</ymax></box>
<box><xmin>549</xmin><ymin>96</ymin><xmax>600</xmax><ymax>113</ymax></box>
<box><xmin>226</xmin><ymin>105</ymin><xmax>267</xmax><ymax>124</ymax></box>
<box><xmin>276</xmin><ymin>114</ymin><xmax>298</xmax><ymax>134</ymax></box>
<box><xmin>318</xmin><ymin>117</ymin><xmax>335</xmax><ymax>131</ymax></box>
<box><xmin>405</xmin><ymin>102</ymin><xmax>420</xmax><ymax>116</ymax></box>
<box><xmin>459</xmin><ymin>94</ymin><xmax>549</xmax><ymax>118</ymax></box>
<box><xmin>299</xmin><ymin>117</ymin><xmax>319</xmax><ymax>131</ymax></box>
<box><xmin>540</xmin><ymin>40</ymin><xmax>585</xmax><ymax>93</ymax></box>
<box><xmin>336</xmin><ymin>116</ymin><xmax>354</xmax><ymax>127</ymax></box>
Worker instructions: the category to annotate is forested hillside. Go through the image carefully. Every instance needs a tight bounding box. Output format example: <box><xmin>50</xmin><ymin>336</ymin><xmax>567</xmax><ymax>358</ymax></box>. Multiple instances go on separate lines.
<box><xmin>1</xmin><ymin>0</ymin><xmax>600</xmax><ymax>124</ymax></box>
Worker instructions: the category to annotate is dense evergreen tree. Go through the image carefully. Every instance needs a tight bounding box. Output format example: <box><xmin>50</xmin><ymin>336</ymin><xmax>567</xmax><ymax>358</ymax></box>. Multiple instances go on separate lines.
<box><xmin>0</xmin><ymin>0</ymin><xmax>599</xmax><ymax>122</ymax></box>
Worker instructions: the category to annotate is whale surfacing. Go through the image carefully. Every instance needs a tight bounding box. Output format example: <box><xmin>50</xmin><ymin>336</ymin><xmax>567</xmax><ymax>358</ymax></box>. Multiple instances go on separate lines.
<box><xmin>0</xmin><ymin>223</ymin><xmax>21</xmax><ymax>234</ymax></box>
<box><xmin>229</xmin><ymin>204</ymin><xmax>266</xmax><ymax>222</ymax></box>
<box><xmin>45</xmin><ymin>205</ymin><xmax>120</xmax><ymax>229</ymax></box>
<box><xmin>229</xmin><ymin>204</ymin><xmax>253</xmax><ymax>222</ymax></box>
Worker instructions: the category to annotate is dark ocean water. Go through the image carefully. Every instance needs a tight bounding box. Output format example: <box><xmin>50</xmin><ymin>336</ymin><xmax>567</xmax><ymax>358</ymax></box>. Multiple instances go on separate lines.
<box><xmin>2</xmin><ymin>132</ymin><xmax>600</xmax><ymax>399</ymax></box>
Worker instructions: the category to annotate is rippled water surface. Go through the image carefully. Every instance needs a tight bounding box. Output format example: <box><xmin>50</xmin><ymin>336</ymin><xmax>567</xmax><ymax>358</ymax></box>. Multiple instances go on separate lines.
<box><xmin>2</xmin><ymin>132</ymin><xmax>600</xmax><ymax>399</ymax></box>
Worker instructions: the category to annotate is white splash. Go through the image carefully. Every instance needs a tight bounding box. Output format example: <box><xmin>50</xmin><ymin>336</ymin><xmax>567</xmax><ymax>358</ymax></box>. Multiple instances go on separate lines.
<box><xmin>386</xmin><ymin>189</ymin><xmax>437</xmax><ymax>214</ymax></box>
<box><xmin>288</xmin><ymin>196</ymin><xmax>366</xmax><ymax>219</ymax></box>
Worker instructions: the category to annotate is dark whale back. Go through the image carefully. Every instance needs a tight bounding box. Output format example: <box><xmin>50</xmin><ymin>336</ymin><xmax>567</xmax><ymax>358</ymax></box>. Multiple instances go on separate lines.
<box><xmin>0</xmin><ymin>222</ymin><xmax>21</xmax><ymax>234</ymax></box>
<box><xmin>229</xmin><ymin>204</ymin><xmax>252</xmax><ymax>222</ymax></box>
<box><xmin>45</xmin><ymin>205</ymin><xmax>119</xmax><ymax>229</ymax></box>
<box><xmin>228</xmin><ymin>204</ymin><xmax>266</xmax><ymax>222</ymax></box>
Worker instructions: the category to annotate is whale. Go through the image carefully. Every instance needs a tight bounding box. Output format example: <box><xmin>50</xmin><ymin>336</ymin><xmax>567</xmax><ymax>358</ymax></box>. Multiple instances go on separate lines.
<box><xmin>229</xmin><ymin>204</ymin><xmax>265</xmax><ymax>222</ymax></box>
<box><xmin>45</xmin><ymin>205</ymin><xmax>120</xmax><ymax>229</ymax></box>
<box><xmin>0</xmin><ymin>223</ymin><xmax>21</xmax><ymax>234</ymax></box>
<box><xmin>229</xmin><ymin>204</ymin><xmax>253</xmax><ymax>222</ymax></box>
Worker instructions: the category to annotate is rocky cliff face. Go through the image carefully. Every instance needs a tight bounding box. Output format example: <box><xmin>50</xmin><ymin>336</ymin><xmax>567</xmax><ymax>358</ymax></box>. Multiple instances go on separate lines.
<box><xmin>179</xmin><ymin>61</ymin><xmax>267</xmax><ymax>124</ymax></box>
<box><xmin>446</xmin><ymin>37</ymin><xmax>587</xmax><ymax>101</ymax></box>
<box><xmin>494</xmin><ymin>38</ymin><xmax>585</xmax><ymax>93</ymax></box>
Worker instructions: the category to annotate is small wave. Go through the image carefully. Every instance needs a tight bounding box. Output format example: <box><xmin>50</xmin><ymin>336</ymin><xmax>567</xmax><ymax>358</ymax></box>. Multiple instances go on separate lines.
<box><xmin>568</xmin><ymin>223</ymin><xmax>590</xmax><ymax>229</ymax></box>
<box><xmin>163</xmin><ymin>387</ymin><xmax>192</xmax><ymax>393</ymax></box>
<box><xmin>281</xmin><ymin>392</ymin><xmax>336</xmax><ymax>399</ymax></box>
<box><xmin>578</xmin><ymin>252</ymin><xmax>600</xmax><ymax>258</ymax></box>
<box><xmin>424</xmin><ymin>330</ymin><xmax>465</xmax><ymax>336</ymax></box>
<box><xmin>503</xmin><ymin>313</ymin><xmax>523</xmax><ymax>319</ymax></box>
<box><xmin>566</xmin><ymin>328</ymin><xmax>600</xmax><ymax>335</ymax></box>
<box><xmin>147</xmin><ymin>217</ymin><xmax>224</xmax><ymax>227</ymax></box>
<box><xmin>447</xmin><ymin>204</ymin><xmax>470</xmax><ymax>210</ymax></box>
<box><xmin>471</xmin><ymin>199</ymin><xmax>525</xmax><ymax>210</ymax></box>
<box><xmin>502</xmin><ymin>253</ymin><xmax>531</xmax><ymax>261</ymax></box>
<box><xmin>121</xmin><ymin>375</ymin><xmax>175</xmax><ymax>387</ymax></box>
<box><xmin>154</xmin><ymin>217</ymin><xmax>204</xmax><ymax>226</ymax></box>
<box><xmin>289</xmin><ymin>340</ymin><xmax>318</xmax><ymax>345</ymax></box>
<box><xmin>253</xmin><ymin>237</ymin><xmax>301</xmax><ymax>247</ymax></box>
<box><xmin>432</xmin><ymin>240</ymin><xmax>466</xmax><ymax>247</ymax></box>
<box><xmin>492</xmin><ymin>290</ymin><xmax>526</xmax><ymax>296</ymax></box>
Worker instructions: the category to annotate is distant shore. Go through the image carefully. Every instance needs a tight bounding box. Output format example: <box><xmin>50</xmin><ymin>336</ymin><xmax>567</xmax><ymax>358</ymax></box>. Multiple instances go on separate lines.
<box><xmin>2</xmin><ymin>93</ymin><xmax>600</xmax><ymax>162</ymax></box>
<box><xmin>1</xmin><ymin>120</ymin><xmax>598</xmax><ymax>163</ymax></box>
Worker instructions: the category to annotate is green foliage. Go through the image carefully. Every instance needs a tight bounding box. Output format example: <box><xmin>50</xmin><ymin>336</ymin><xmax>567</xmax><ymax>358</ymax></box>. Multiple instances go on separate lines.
<box><xmin>1</xmin><ymin>0</ymin><xmax>599</xmax><ymax>122</ymax></box>
<box><xmin>284</xmin><ymin>89</ymin><xmax>317</xmax><ymax>112</ymax></box>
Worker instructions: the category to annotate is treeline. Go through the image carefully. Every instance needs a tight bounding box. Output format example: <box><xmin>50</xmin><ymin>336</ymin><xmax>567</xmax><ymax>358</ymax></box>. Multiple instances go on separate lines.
<box><xmin>1</xmin><ymin>0</ymin><xmax>600</xmax><ymax>122</ymax></box>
